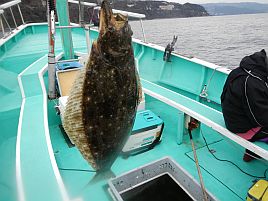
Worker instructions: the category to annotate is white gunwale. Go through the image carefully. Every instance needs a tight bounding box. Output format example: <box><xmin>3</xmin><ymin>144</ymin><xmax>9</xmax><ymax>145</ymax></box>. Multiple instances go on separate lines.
<box><xmin>142</xmin><ymin>79</ymin><xmax>268</xmax><ymax>161</ymax></box>
<box><xmin>16</xmin><ymin>52</ymin><xmax>70</xmax><ymax>201</ymax></box>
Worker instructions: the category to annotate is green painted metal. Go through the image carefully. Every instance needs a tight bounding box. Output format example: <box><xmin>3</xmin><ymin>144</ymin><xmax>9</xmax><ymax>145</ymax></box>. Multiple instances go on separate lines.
<box><xmin>176</xmin><ymin>111</ymin><xmax>187</xmax><ymax>144</ymax></box>
<box><xmin>17</xmin><ymin>54</ymin><xmax>66</xmax><ymax>201</ymax></box>
<box><xmin>0</xmin><ymin>25</ymin><xmax>268</xmax><ymax>201</ymax></box>
<box><xmin>132</xmin><ymin>41</ymin><xmax>228</xmax><ymax>111</ymax></box>
<box><xmin>20</xmin><ymin>96</ymin><xmax>63</xmax><ymax>201</ymax></box>
<box><xmin>141</xmin><ymin>79</ymin><xmax>226</xmax><ymax>127</ymax></box>
<box><xmin>56</xmin><ymin>0</ymin><xmax>74</xmax><ymax>59</ymax></box>
<box><xmin>186</xmin><ymin>140</ymin><xmax>268</xmax><ymax>199</ymax></box>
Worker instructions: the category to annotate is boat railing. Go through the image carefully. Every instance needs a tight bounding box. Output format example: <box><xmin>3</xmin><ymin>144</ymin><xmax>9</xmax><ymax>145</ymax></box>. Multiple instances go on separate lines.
<box><xmin>66</xmin><ymin>0</ymin><xmax>147</xmax><ymax>42</ymax></box>
<box><xmin>0</xmin><ymin>0</ymin><xmax>25</xmax><ymax>39</ymax></box>
<box><xmin>93</xmin><ymin>6</ymin><xmax>147</xmax><ymax>42</ymax></box>
<box><xmin>47</xmin><ymin>0</ymin><xmax>147</xmax><ymax>98</ymax></box>
<box><xmin>141</xmin><ymin>79</ymin><xmax>268</xmax><ymax>161</ymax></box>
<box><xmin>68</xmin><ymin>0</ymin><xmax>96</xmax><ymax>26</ymax></box>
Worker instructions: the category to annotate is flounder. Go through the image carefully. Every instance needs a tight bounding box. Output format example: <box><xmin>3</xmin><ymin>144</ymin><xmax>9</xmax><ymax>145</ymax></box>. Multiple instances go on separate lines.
<box><xmin>63</xmin><ymin>0</ymin><xmax>141</xmax><ymax>171</ymax></box>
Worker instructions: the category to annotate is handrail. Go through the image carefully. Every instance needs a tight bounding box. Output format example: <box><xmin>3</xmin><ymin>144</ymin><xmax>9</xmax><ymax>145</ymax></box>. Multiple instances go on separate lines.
<box><xmin>93</xmin><ymin>6</ymin><xmax>146</xmax><ymax>19</ymax></box>
<box><xmin>0</xmin><ymin>0</ymin><xmax>21</xmax><ymax>10</ymax></box>
<box><xmin>141</xmin><ymin>79</ymin><xmax>268</xmax><ymax>161</ymax></box>
<box><xmin>94</xmin><ymin>6</ymin><xmax>147</xmax><ymax>41</ymax></box>
<box><xmin>68</xmin><ymin>0</ymin><xmax>96</xmax><ymax>7</ymax></box>
<box><xmin>0</xmin><ymin>0</ymin><xmax>25</xmax><ymax>39</ymax></box>
<box><xmin>0</xmin><ymin>10</ymin><xmax>4</xmax><ymax>37</ymax></box>
<box><xmin>67</xmin><ymin>1</ymin><xmax>147</xmax><ymax>42</ymax></box>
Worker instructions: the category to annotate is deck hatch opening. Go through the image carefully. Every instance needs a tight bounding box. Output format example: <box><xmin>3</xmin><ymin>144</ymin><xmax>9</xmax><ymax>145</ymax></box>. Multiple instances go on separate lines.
<box><xmin>120</xmin><ymin>173</ymin><xmax>193</xmax><ymax>201</ymax></box>
<box><xmin>108</xmin><ymin>157</ymin><xmax>218</xmax><ymax>201</ymax></box>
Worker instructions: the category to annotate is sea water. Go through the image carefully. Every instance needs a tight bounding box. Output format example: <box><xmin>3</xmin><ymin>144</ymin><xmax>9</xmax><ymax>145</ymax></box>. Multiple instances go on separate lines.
<box><xmin>130</xmin><ymin>13</ymin><xmax>268</xmax><ymax>69</ymax></box>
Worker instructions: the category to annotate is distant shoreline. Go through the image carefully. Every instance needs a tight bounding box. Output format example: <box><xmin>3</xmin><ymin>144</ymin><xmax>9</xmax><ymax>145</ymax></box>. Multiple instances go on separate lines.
<box><xmin>3</xmin><ymin>0</ymin><xmax>209</xmax><ymax>24</ymax></box>
<box><xmin>134</xmin><ymin>12</ymin><xmax>268</xmax><ymax>22</ymax></box>
<box><xmin>202</xmin><ymin>2</ymin><xmax>268</xmax><ymax>16</ymax></box>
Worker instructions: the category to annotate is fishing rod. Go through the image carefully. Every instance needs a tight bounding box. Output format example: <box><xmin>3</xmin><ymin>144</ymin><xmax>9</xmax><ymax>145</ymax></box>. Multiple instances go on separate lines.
<box><xmin>163</xmin><ymin>35</ymin><xmax>178</xmax><ymax>62</ymax></box>
<box><xmin>47</xmin><ymin>0</ymin><xmax>56</xmax><ymax>99</ymax></box>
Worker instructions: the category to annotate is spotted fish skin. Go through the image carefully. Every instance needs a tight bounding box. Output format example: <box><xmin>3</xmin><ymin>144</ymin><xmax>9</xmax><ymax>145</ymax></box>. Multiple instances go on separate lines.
<box><xmin>63</xmin><ymin>0</ymin><xmax>139</xmax><ymax>171</ymax></box>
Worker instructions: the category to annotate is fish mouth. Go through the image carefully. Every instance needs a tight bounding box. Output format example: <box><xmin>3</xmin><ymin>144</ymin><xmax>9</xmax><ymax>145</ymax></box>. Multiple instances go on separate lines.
<box><xmin>99</xmin><ymin>0</ymin><xmax>128</xmax><ymax>34</ymax></box>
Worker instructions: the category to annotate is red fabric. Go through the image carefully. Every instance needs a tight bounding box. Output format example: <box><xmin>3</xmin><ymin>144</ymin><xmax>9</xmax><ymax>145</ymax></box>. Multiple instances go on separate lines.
<box><xmin>237</xmin><ymin>127</ymin><xmax>261</xmax><ymax>140</ymax></box>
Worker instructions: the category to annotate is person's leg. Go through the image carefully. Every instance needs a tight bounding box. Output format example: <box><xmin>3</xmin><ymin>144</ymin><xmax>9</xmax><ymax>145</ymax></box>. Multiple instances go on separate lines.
<box><xmin>243</xmin><ymin>128</ymin><xmax>268</xmax><ymax>162</ymax></box>
<box><xmin>243</xmin><ymin>149</ymin><xmax>261</xmax><ymax>162</ymax></box>
<box><xmin>252</xmin><ymin>127</ymin><xmax>268</xmax><ymax>142</ymax></box>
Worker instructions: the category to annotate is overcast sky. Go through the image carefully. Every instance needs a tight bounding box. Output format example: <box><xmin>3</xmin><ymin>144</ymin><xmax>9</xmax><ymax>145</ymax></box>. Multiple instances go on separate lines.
<box><xmin>166</xmin><ymin>0</ymin><xmax>268</xmax><ymax>3</ymax></box>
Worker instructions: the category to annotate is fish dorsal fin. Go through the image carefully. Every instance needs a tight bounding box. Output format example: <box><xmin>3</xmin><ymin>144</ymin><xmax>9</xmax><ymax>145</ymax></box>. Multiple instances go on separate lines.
<box><xmin>63</xmin><ymin>67</ymin><xmax>96</xmax><ymax>169</ymax></box>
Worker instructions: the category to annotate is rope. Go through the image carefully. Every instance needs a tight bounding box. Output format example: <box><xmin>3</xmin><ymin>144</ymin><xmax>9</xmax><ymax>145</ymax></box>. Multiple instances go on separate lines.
<box><xmin>188</xmin><ymin>124</ymin><xmax>209</xmax><ymax>201</ymax></box>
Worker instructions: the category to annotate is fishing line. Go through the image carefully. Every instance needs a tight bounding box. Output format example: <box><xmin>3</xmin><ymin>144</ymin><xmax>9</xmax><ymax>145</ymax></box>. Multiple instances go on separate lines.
<box><xmin>200</xmin><ymin>128</ymin><xmax>268</xmax><ymax>179</ymax></box>
<box><xmin>206</xmin><ymin>67</ymin><xmax>225</xmax><ymax>91</ymax></box>
<box><xmin>59</xmin><ymin>168</ymin><xmax>96</xmax><ymax>173</ymax></box>
<box><xmin>200</xmin><ymin>66</ymin><xmax>225</xmax><ymax>98</ymax></box>
<box><xmin>59</xmin><ymin>168</ymin><xmax>99</xmax><ymax>193</ymax></box>
<box><xmin>0</xmin><ymin>182</ymin><xmax>11</xmax><ymax>190</ymax></box>
<box><xmin>88</xmin><ymin>7</ymin><xmax>96</xmax><ymax>25</ymax></box>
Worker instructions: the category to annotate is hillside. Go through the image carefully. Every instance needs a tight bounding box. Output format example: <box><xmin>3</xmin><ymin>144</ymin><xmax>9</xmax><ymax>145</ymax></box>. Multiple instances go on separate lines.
<box><xmin>202</xmin><ymin>2</ymin><xmax>268</xmax><ymax>16</ymax></box>
<box><xmin>110</xmin><ymin>1</ymin><xmax>208</xmax><ymax>19</ymax></box>
<box><xmin>0</xmin><ymin>0</ymin><xmax>208</xmax><ymax>24</ymax></box>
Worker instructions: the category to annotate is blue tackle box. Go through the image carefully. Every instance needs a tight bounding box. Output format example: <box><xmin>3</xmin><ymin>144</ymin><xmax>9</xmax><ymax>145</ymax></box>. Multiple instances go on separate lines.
<box><xmin>122</xmin><ymin>110</ymin><xmax>164</xmax><ymax>155</ymax></box>
<box><xmin>56</xmin><ymin>61</ymin><xmax>83</xmax><ymax>70</ymax></box>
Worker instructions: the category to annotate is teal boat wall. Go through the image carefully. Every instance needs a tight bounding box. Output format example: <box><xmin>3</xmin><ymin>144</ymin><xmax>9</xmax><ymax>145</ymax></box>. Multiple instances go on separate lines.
<box><xmin>87</xmin><ymin>28</ymin><xmax>229</xmax><ymax>111</ymax></box>
<box><xmin>132</xmin><ymin>40</ymin><xmax>229</xmax><ymax>111</ymax></box>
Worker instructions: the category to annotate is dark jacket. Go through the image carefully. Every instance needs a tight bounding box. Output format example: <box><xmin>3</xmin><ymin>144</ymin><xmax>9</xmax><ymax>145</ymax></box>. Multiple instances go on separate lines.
<box><xmin>221</xmin><ymin>49</ymin><xmax>268</xmax><ymax>133</ymax></box>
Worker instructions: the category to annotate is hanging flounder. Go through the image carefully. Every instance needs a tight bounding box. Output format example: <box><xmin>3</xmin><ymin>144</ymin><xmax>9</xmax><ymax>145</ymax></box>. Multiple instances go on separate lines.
<box><xmin>63</xmin><ymin>0</ymin><xmax>140</xmax><ymax>171</ymax></box>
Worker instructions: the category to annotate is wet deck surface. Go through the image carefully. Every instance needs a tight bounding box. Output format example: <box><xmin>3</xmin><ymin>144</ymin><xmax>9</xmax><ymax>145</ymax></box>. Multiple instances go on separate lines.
<box><xmin>49</xmin><ymin>93</ymin><xmax>268</xmax><ymax>201</ymax></box>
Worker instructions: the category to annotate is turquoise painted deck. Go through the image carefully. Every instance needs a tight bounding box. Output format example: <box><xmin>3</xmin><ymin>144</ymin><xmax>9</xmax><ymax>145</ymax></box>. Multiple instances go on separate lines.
<box><xmin>0</xmin><ymin>24</ymin><xmax>267</xmax><ymax>201</ymax></box>
<box><xmin>18</xmin><ymin>54</ymin><xmax>65</xmax><ymax>201</ymax></box>
<box><xmin>0</xmin><ymin>25</ymin><xmax>90</xmax><ymax>201</ymax></box>
<box><xmin>49</xmin><ymin>95</ymin><xmax>267</xmax><ymax>201</ymax></box>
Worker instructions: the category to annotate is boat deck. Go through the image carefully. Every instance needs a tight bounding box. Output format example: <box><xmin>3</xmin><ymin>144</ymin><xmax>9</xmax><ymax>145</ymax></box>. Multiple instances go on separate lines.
<box><xmin>0</xmin><ymin>24</ymin><xmax>267</xmax><ymax>201</ymax></box>
<box><xmin>0</xmin><ymin>24</ymin><xmax>88</xmax><ymax>201</ymax></box>
<box><xmin>49</xmin><ymin>96</ymin><xmax>267</xmax><ymax>201</ymax></box>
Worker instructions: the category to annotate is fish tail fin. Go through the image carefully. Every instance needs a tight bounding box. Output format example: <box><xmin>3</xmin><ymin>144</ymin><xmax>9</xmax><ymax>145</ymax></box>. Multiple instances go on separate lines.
<box><xmin>86</xmin><ymin>169</ymin><xmax>116</xmax><ymax>187</ymax></box>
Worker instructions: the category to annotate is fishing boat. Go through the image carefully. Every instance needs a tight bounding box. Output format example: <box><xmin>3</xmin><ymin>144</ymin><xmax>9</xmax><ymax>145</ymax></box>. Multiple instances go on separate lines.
<box><xmin>0</xmin><ymin>0</ymin><xmax>267</xmax><ymax>201</ymax></box>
